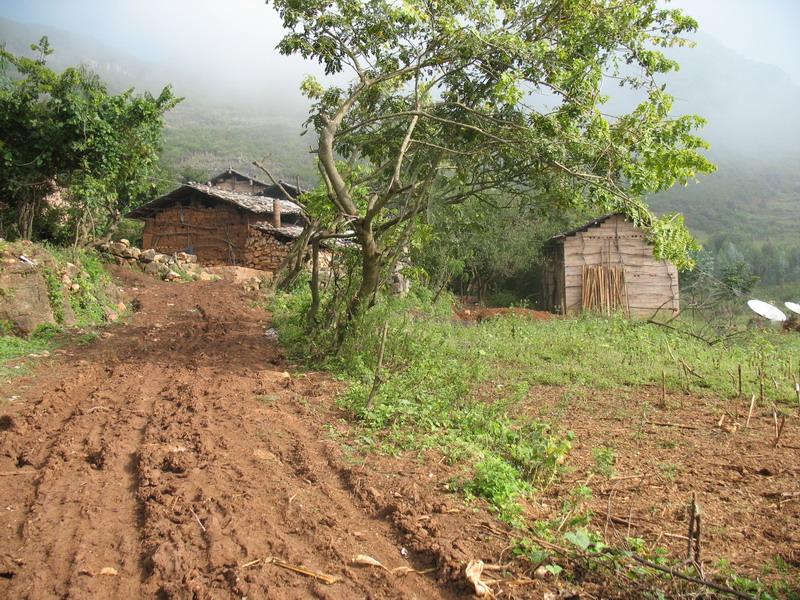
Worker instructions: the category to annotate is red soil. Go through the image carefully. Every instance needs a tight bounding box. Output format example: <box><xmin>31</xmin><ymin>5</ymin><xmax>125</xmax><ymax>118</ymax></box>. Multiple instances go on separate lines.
<box><xmin>1</xmin><ymin>270</ymin><xmax>796</xmax><ymax>598</ymax></box>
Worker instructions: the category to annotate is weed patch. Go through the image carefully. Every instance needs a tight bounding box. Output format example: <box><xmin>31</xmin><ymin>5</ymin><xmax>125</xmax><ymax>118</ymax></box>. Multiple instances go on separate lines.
<box><xmin>271</xmin><ymin>287</ymin><xmax>800</xmax><ymax>594</ymax></box>
<box><xmin>0</xmin><ymin>326</ymin><xmax>60</xmax><ymax>382</ymax></box>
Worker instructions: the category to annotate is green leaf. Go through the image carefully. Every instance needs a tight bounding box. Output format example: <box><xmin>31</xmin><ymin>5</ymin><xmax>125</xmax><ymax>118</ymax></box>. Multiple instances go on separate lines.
<box><xmin>563</xmin><ymin>528</ymin><xmax>592</xmax><ymax>551</ymax></box>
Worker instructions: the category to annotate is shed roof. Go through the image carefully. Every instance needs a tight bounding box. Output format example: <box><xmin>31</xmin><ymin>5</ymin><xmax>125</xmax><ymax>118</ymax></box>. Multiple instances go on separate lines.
<box><xmin>548</xmin><ymin>213</ymin><xmax>622</xmax><ymax>243</ymax></box>
<box><xmin>126</xmin><ymin>183</ymin><xmax>304</xmax><ymax>219</ymax></box>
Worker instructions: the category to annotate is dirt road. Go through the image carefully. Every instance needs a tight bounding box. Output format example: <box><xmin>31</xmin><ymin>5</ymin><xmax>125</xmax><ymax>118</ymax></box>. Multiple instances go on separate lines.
<box><xmin>0</xmin><ymin>270</ymin><xmax>474</xmax><ymax>599</ymax></box>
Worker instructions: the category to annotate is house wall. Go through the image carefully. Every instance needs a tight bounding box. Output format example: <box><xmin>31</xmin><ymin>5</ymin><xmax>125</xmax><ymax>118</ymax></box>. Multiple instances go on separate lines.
<box><xmin>141</xmin><ymin>202</ymin><xmax>251</xmax><ymax>265</ymax></box>
<box><xmin>561</xmin><ymin>215</ymin><xmax>679</xmax><ymax>316</ymax></box>
<box><xmin>211</xmin><ymin>174</ymin><xmax>268</xmax><ymax>195</ymax></box>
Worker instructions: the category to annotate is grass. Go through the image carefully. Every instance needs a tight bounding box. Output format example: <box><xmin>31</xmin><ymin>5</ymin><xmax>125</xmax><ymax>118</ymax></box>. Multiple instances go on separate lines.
<box><xmin>273</xmin><ymin>289</ymin><xmax>800</xmax><ymax>517</ymax></box>
<box><xmin>272</xmin><ymin>286</ymin><xmax>800</xmax><ymax>595</ymax></box>
<box><xmin>46</xmin><ymin>245</ymin><xmax>117</xmax><ymax>327</ymax></box>
<box><xmin>0</xmin><ymin>324</ymin><xmax>60</xmax><ymax>383</ymax></box>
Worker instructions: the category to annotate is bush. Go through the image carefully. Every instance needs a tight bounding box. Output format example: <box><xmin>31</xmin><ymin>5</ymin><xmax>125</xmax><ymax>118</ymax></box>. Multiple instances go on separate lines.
<box><xmin>47</xmin><ymin>246</ymin><xmax>116</xmax><ymax>327</ymax></box>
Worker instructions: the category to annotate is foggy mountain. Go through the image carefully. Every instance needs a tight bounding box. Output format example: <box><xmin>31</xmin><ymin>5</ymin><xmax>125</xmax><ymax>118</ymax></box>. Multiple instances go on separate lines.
<box><xmin>0</xmin><ymin>17</ymin><xmax>316</xmax><ymax>184</ymax></box>
<box><xmin>648</xmin><ymin>33</ymin><xmax>800</xmax><ymax>243</ymax></box>
<box><xmin>0</xmin><ymin>17</ymin><xmax>312</xmax><ymax>115</ymax></box>
<box><xmin>2</xmin><ymin>17</ymin><xmax>798</xmax><ymax>245</ymax></box>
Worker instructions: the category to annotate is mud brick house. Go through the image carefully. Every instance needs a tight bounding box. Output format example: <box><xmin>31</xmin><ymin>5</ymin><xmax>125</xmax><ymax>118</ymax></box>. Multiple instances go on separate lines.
<box><xmin>127</xmin><ymin>170</ymin><xmax>306</xmax><ymax>272</ymax></box>
<box><xmin>541</xmin><ymin>213</ymin><xmax>679</xmax><ymax>317</ymax></box>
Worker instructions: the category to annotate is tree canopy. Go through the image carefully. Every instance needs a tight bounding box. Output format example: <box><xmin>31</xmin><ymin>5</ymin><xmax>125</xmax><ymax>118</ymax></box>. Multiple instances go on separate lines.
<box><xmin>269</xmin><ymin>0</ymin><xmax>714</xmax><ymax>320</ymax></box>
<box><xmin>0</xmin><ymin>37</ymin><xmax>179</xmax><ymax>242</ymax></box>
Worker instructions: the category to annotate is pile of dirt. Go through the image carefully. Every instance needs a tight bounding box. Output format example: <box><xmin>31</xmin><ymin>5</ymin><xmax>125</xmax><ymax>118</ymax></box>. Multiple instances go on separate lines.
<box><xmin>455</xmin><ymin>305</ymin><xmax>552</xmax><ymax>323</ymax></box>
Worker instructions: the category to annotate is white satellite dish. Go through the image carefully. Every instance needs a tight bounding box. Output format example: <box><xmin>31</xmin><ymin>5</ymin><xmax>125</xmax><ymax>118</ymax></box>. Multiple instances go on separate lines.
<box><xmin>785</xmin><ymin>301</ymin><xmax>800</xmax><ymax>315</ymax></box>
<box><xmin>747</xmin><ymin>299</ymin><xmax>787</xmax><ymax>322</ymax></box>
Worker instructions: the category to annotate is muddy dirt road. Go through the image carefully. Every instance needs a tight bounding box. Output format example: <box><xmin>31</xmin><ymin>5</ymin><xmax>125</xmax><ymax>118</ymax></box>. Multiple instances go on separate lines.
<box><xmin>0</xmin><ymin>270</ymin><xmax>471</xmax><ymax>599</ymax></box>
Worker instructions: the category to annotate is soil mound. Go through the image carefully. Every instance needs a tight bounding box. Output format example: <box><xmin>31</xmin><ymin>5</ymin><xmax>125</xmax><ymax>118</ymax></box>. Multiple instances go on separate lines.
<box><xmin>455</xmin><ymin>306</ymin><xmax>552</xmax><ymax>323</ymax></box>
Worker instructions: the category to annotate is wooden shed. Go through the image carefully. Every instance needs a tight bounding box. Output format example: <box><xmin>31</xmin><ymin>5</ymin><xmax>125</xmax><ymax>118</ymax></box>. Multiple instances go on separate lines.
<box><xmin>127</xmin><ymin>181</ymin><xmax>306</xmax><ymax>272</ymax></box>
<box><xmin>541</xmin><ymin>213</ymin><xmax>679</xmax><ymax>317</ymax></box>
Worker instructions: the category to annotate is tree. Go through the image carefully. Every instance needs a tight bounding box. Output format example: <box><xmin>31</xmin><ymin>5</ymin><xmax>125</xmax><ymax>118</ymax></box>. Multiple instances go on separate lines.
<box><xmin>269</xmin><ymin>0</ymin><xmax>713</xmax><ymax>322</ymax></box>
<box><xmin>719</xmin><ymin>261</ymin><xmax>758</xmax><ymax>297</ymax></box>
<box><xmin>415</xmin><ymin>196</ymin><xmax>586</xmax><ymax>303</ymax></box>
<box><xmin>0</xmin><ymin>37</ymin><xmax>179</xmax><ymax>242</ymax></box>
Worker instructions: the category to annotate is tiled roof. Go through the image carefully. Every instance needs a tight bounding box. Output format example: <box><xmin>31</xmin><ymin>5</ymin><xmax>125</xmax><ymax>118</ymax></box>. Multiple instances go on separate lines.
<box><xmin>127</xmin><ymin>183</ymin><xmax>304</xmax><ymax>218</ymax></box>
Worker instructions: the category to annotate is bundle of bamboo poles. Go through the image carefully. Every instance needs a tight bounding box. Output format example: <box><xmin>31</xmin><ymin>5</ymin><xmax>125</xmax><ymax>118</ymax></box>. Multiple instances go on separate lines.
<box><xmin>581</xmin><ymin>264</ymin><xmax>629</xmax><ymax>315</ymax></box>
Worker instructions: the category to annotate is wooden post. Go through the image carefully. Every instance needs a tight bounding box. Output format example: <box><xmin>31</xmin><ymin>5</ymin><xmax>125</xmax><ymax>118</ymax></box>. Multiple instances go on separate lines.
<box><xmin>660</xmin><ymin>370</ymin><xmax>667</xmax><ymax>409</ymax></box>
<box><xmin>687</xmin><ymin>492</ymin><xmax>701</xmax><ymax>567</ymax></box>
<box><xmin>737</xmin><ymin>364</ymin><xmax>742</xmax><ymax>398</ymax></box>
<box><xmin>774</xmin><ymin>415</ymin><xmax>787</xmax><ymax>448</ymax></box>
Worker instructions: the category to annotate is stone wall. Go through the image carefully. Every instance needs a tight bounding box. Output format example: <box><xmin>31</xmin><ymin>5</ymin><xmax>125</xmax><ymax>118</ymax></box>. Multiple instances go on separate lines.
<box><xmin>242</xmin><ymin>229</ymin><xmax>294</xmax><ymax>273</ymax></box>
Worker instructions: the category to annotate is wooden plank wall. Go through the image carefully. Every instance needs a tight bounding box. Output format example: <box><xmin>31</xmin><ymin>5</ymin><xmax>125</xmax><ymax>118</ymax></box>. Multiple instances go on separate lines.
<box><xmin>562</xmin><ymin>215</ymin><xmax>679</xmax><ymax>316</ymax></box>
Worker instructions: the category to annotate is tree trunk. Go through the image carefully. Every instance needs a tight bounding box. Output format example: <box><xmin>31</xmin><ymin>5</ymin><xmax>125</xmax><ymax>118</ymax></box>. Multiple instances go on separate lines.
<box><xmin>17</xmin><ymin>194</ymin><xmax>38</xmax><ymax>241</ymax></box>
<box><xmin>349</xmin><ymin>226</ymin><xmax>382</xmax><ymax>318</ymax></box>
<box><xmin>307</xmin><ymin>238</ymin><xmax>321</xmax><ymax>325</ymax></box>
<box><xmin>274</xmin><ymin>222</ymin><xmax>315</xmax><ymax>291</ymax></box>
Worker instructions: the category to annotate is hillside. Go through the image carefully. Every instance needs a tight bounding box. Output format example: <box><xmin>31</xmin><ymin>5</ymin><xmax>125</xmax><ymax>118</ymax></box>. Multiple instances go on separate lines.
<box><xmin>647</xmin><ymin>33</ymin><xmax>800</xmax><ymax>246</ymax></box>
<box><xmin>161</xmin><ymin>103</ymin><xmax>318</xmax><ymax>186</ymax></box>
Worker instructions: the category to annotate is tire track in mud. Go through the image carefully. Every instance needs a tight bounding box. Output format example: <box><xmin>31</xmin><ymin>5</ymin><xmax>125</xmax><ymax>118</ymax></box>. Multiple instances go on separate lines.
<box><xmin>5</xmin><ymin>364</ymin><xmax>162</xmax><ymax>598</ymax></box>
<box><xmin>0</xmin><ymin>271</ymin><xmax>457</xmax><ymax>599</ymax></box>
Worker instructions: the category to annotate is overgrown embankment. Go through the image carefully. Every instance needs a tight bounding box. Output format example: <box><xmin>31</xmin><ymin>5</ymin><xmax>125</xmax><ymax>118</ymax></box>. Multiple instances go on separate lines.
<box><xmin>0</xmin><ymin>240</ymin><xmax>125</xmax><ymax>379</ymax></box>
<box><xmin>272</xmin><ymin>287</ymin><xmax>800</xmax><ymax>598</ymax></box>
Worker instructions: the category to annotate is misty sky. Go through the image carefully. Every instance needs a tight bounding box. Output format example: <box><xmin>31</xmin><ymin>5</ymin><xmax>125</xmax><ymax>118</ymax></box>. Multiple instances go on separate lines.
<box><xmin>2</xmin><ymin>0</ymin><xmax>799</xmax><ymax>91</ymax></box>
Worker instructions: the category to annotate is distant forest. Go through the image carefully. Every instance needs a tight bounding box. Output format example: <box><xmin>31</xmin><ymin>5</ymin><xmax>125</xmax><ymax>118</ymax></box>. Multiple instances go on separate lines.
<box><xmin>160</xmin><ymin>103</ymin><xmax>319</xmax><ymax>188</ymax></box>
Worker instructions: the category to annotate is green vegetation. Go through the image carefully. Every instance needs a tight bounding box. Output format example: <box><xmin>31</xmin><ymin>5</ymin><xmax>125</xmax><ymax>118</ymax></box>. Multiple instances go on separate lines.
<box><xmin>273</xmin><ymin>286</ymin><xmax>800</xmax><ymax>510</ymax></box>
<box><xmin>161</xmin><ymin>104</ymin><xmax>318</xmax><ymax>186</ymax></box>
<box><xmin>0</xmin><ymin>37</ymin><xmax>179</xmax><ymax>243</ymax></box>
<box><xmin>0</xmin><ymin>325</ymin><xmax>59</xmax><ymax>381</ymax></box>
<box><xmin>42</xmin><ymin>245</ymin><xmax>119</xmax><ymax>327</ymax></box>
<box><xmin>0</xmin><ymin>243</ymin><xmax>122</xmax><ymax>381</ymax></box>
<box><xmin>272</xmin><ymin>282</ymin><xmax>800</xmax><ymax>595</ymax></box>
<box><xmin>269</xmin><ymin>0</ymin><xmax>714</xmax><ymax>332</ymax></box>
<box><xmin>591</xmin><ymin>446</ymin><xmax>616</xmax><ymax>477</ymax></box>
<box><xmin>40</xmin><ymin>265</ymin><xmax>66</xmax><ymax>324</ymax></box>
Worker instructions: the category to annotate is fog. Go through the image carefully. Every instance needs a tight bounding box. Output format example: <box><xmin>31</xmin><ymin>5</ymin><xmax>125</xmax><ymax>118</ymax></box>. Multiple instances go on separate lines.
<box><xmin>2</xmin><ymin>0</ymin><xmax>799</xmax><ymax>160</ymax></box>
<box><xmin>0</xmin><ymin>0</ymin><xmax>325</xmax><ymax>114</ymax></box>
<box><xmin>3</xmin><ymin>1</ymin><xmax>800</xmax><ymax>98</ymax></box>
